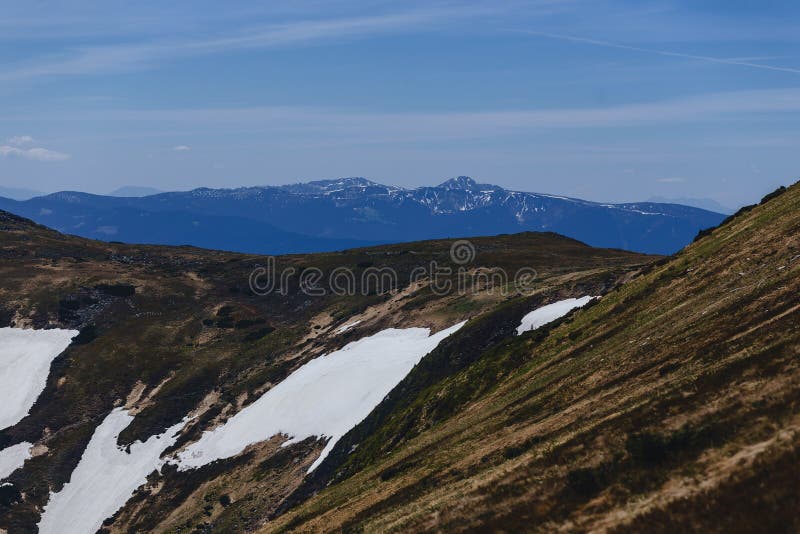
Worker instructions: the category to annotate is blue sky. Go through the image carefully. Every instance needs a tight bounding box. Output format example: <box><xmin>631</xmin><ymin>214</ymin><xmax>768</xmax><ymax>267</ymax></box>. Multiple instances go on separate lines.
<box><xmin>1</xmin><ymin>1</ymin><xmax>799</xmax><ymax>208</ymax></box>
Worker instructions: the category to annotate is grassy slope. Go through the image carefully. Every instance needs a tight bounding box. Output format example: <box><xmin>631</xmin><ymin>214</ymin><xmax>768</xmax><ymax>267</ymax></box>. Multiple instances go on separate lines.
<box><xmin>0</xmin><ymin>211</ymin><xmax>651</xmax><ymax>533</ymax></box>
<box><xmin>266</xmin><ymin>183</ymin><xmax>800</xmax><ymax>532</ymax></box>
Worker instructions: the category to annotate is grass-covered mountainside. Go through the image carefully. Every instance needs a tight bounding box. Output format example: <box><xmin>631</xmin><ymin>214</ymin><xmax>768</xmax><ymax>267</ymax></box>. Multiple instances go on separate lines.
<box><xmin>0</xmin><ymin>181</ymin><xmax>796</xmax><ymax>533</ymax></box>
<box><xmin>0</xmin><ymin>210</ymin><xmax>652</xmax><ymax>532</ymax></box>
<box><xmin>266</xmin><ymin>182</ymin><xmax>800</xmax><ymax>532</ymax></box>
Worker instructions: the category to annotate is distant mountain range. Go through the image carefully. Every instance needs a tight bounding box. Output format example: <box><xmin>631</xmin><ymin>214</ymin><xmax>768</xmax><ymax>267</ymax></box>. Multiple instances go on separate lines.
<box><xmin>0</xmin><ymin>177</ymin><xmax>725</xmax><ymax>254</ymax></box>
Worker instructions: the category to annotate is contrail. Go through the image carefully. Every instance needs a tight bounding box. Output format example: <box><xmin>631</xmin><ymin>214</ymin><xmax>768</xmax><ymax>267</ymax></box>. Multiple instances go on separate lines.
<box><xmin>516</xmin><ymin>30</ymin><xmax>800</xmax><ymax>75</ymax></box>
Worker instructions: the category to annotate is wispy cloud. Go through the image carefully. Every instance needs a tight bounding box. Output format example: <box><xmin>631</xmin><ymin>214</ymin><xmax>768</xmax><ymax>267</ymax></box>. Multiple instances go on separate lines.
<box><xmin>0</xmin><ymin>7</ymin><xmax>498</xmax><ymax>82</ymax></box>
<box><xmin>173</xmin><ymin>145</ymin><xmax>191</xmax><ymax>151</ymax></box>
<box><xmin>657</xmin><ymin>177</ymin><xmax>686</xmax><ymax>183</ymax></box>
<box><xmin>72</xmin><ymin>87</ymin><xmax>800</xmax><ymax>131</ymax></box>
<box><xmin>515</xmin><ymin>30</ymin><xmax>800</xmax><ymax>75</ymax></box>
<box><xmin>10</xmin><ymin>88</ymin><xmax>798</xmax><ymax>147</ymax></box>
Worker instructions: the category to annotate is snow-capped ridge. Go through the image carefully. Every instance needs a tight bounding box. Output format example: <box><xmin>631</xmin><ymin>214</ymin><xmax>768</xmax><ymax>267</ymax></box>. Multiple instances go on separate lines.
<box><xmin>5</xmin><ymin>175</ymin><xmax>726</xmax><ymax>254</ymax></box>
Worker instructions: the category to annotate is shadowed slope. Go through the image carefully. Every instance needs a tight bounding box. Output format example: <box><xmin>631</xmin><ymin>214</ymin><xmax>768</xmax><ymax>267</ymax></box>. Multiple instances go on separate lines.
<box><xmin>266</xmin><ymin>183</ymin><xmax>800</xmax><ymax>532</ymax></box>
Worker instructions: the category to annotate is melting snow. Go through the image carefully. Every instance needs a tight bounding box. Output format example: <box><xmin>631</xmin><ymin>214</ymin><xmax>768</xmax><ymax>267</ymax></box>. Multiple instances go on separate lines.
<box><xmin>336</xmin><ymin>320</ymin><xmax>362</xmax><ymax>333</ymax></box>
<box><xmin>0</xmin><ymin>442</ymin><xmax>32</xmax><ymax>481</ymax></box>
<box><xmin>38</xmin><ymin>408</ymin><xmax>186</xmax><ymax>534</ymax></box>
<box><xmin>516</xmin><ymin>297</ymin><xmax>597</xmax><ymax>335</ymax></box>
<box><xmin>0</xmin><ymin>327</ymin><xmax>77</xmax><ymax>430</ymax></box>
<box><xmin>177</xmin><ymin>322</ymin><xmax>466</xmax><ymax>473</ymax></box>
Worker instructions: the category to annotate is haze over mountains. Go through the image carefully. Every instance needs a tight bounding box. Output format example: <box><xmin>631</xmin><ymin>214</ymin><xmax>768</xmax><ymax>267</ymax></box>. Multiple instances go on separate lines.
<box><xmin>0</xmin><ymin>187</ymin><xmax>44</xmax><ymax>202</ymax></box>
<box><xmin>0</xmin><ymin>176</ymin><xmax>724</xmax><ymax>255</ymax></box>
<box><xmin>646</xmin><ymin>196</ymin><xmax>734</xmax><ymax>215</ymax></box>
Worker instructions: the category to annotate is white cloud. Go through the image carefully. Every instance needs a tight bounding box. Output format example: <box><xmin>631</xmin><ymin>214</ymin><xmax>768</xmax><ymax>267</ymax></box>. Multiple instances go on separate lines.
<box><xmin>1</xmin><ymin>135</ymin><xmax>69</xmax><ymax>161</ymax></box>
<box><xmin>173</xmin><ymin>145</ymin><xmax>191</xmax><ymax>151</ymax></box>
<box><xmin>26</xmin><ymin>147</ymin><xmax>71</xmax><ymax>161</ymax></box>
<box><xmin>0</xmin><ymin>145</ymin><xmax>70</xmax><ymax>161</ymax></box>
<box><xmin>7</xmin><ymin>135</ymin><xmax>35</xmax><ymax>146</ymax></box>
<box><xmin>657</xmin><ymin>177</ymin><xmax>686</xmax><ymax>183</ymax></box>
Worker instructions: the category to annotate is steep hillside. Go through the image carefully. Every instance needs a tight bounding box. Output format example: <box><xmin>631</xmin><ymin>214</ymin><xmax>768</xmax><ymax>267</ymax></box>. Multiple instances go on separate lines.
<box><xmin>265</xmin><ymin>182</ymin><xmax>800</xmax><ymax>532</ymax></box>
<box><xmin>0</xmin><ymin>177</ymin><xmax>725</xmax><ymax>255</ymax></box>
<box><xmin>1</xmin><ymin>180</ymin><xmax>794</xmax><ymax>533</ymax></box>
<box><xmin>0</xmin><ymin>211</ymin><xmax>652</xmax><ymax>533</ymax></box>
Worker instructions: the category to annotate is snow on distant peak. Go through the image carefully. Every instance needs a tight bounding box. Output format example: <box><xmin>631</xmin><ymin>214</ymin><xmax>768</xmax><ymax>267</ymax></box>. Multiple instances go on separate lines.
<box><xmin>438</xmin><ymin>176</ymin><xmax>478</xmax><ymax>191</ymax></box>
<box><xmin>38</xmin><ymin>409</ymin><xmax>187</xmax><ymax>534</ymax></box>
<box><xmin>516</xmin><ymin>297</ymin><xmax>597</xmax><ymax>335</ymax></box>
<box><xmin>176</xmin><ymin>322</ymin><xmax>466</xmax><ymax>473</ymax></box>
<box><xmin>0</xmin><ymin>327</ymin><xmax>77</xmax><ymax>430</ymax></box>
<box><xmin>309</xmin><ymin>177</ymin><xmax>381</xmax><ymax>190</ymax></box>
<box><xmin>327</xmin><ymin>177</ymin><xmax>379</xmax><ymax>188</ymax></box>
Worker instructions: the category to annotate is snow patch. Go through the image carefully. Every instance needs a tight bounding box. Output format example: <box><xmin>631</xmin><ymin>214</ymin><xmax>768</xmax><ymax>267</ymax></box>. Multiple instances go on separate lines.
<box><xmin>0</xmin><ymin>442</ymin><xmax>32</xmax><ymax>481</ymax></box>
<box><xmin>177</xmin><ymin>322</ymin><xmax>466</xmax><ymax>473</ymax></box>
<box><xmin>38</xmin><ymin>409</ymin><xmax>186</xmax><ymax>534</ymax></box>
<box><xmin>336</xmin><ymin>320</ymin><xmax>362</xmax><ymax>333</ymax></box>
<box><xmin>516</xmin><ymin>297</ymin><xmax>597</xmax><ymax>335</ymax></box>
<box><xmin>0</xmin><ymin>327</ymin><xmax>77</xmax><ymax>430</ymax></box>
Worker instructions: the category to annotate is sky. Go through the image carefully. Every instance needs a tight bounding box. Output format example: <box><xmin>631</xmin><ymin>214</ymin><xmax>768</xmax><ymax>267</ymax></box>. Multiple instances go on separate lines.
<box><xmin>1</xmin><ymin>0</ymin><xmax>799</xmax><ymax>208</ymax></box>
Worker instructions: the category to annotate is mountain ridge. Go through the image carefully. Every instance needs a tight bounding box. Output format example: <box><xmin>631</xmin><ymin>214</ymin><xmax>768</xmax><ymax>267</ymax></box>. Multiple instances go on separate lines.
<box><xmin>0</xmin><ymin>176</ymin><xmax>725</xmax><ymax>256</ymax></box>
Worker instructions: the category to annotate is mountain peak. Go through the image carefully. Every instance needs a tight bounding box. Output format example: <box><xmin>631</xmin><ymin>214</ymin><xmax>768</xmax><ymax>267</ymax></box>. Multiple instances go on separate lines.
<box><xmin>438</xmin><ymin>176</ymin><xmax>479</xmax><ymax>191</ymax></box>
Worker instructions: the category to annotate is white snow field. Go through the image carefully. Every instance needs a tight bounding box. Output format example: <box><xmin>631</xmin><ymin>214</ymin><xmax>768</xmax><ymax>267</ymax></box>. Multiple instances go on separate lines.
<box><xmin>178</xmin><ymin>322</ymin><xmax>466</xmax><ymax>473</ymax></box>
<box><xmin>0</xmin><ymin>327</ymin><xmax>77</xmax><ymax>430</ymax></box>
<box><xmin>38</xmin><ymin>408</ymin><xmax>186</xmax><ymax>534</ymax></box>
<box><xmin>516</xmin><ymin>297</ymin><xmax>598</xmax><ymax>335</ymax></box>
<box><xmin>0</xmin><ymin>441</ymin><xmax>32</xmax><ymax>481</ymax></box>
